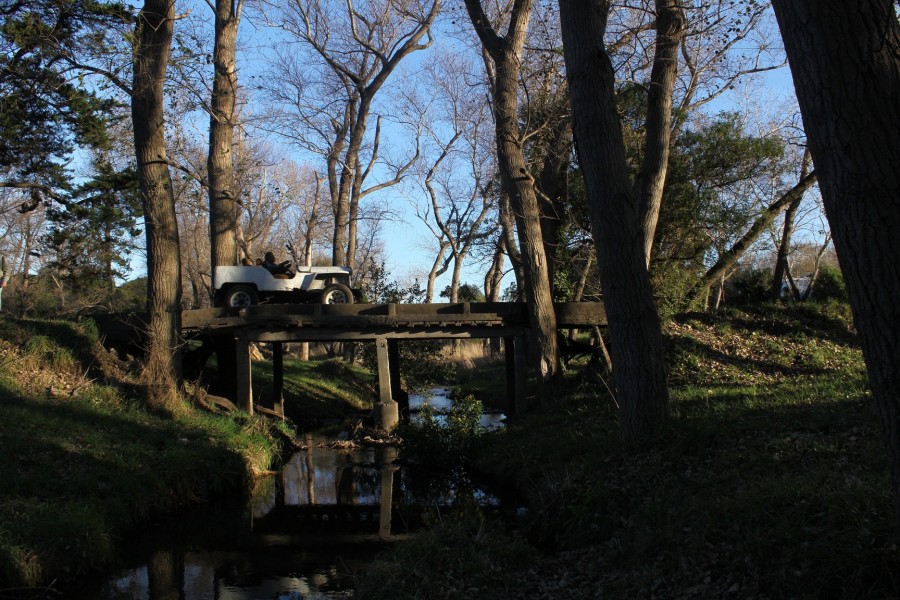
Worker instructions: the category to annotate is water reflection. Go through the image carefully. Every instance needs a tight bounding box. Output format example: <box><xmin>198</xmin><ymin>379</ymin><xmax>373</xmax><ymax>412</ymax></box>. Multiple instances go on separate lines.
<box><xmin>74</xmin><ymin>440</ymin><xmax>401</xmax><ymax>599</ymax></box>
<box><xmin>71</xmin><ymin>389</ymin><xmax>505</xmax><ymax>600</ymax></box>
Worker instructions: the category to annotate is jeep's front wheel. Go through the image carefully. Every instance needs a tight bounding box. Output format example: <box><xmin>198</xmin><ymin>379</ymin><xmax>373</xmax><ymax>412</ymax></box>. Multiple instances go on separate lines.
<box><xmin>320</xmin><ymin>283</ymin><xmax>353</xmax><ymax>305</ymax></box>
<box><xmin>223</xmin><ymin>285</ymin><xmax>258</xmax><ymax>308</ymax></box>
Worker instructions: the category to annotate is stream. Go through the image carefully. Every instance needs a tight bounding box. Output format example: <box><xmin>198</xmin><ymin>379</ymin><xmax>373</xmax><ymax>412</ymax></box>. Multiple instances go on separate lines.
<box><xmin>65</xmin><ymin>388</ymin><xmax>507</xmax><ymax>599</ymax></box>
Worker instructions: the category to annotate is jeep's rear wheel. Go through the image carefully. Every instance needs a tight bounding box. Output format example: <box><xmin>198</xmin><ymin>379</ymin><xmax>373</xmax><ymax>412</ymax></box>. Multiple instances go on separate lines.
<box><xmin>320</xmin><ymin>283</ymin><xmax>353</xmax><ymax>305</ymax></box>
<box><xmin>224</xmin><ymin>285</ymin><xmax>258</xmax><ymax>307</ymax></box>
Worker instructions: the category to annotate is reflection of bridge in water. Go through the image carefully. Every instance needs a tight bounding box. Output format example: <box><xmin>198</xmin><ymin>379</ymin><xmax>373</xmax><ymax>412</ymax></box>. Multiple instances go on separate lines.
<box><xmin>181</xmin><ymin>302</ymin><xmax>607</xmax><ymax>428</ymax></box>
<box><xmin>252</xmin><ymin>441</ymin><xmax>404</xmax><ymax>541</ymax></box>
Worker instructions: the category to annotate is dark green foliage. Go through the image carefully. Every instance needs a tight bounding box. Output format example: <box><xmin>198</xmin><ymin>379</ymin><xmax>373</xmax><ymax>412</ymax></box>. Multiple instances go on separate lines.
<box><xmin>726</xmin><ymin>266</ymin><xmax>772</xmax><ymax>304</ymax></box>
<box><xmin>439</xmin><ymin>282</ymin><xmax>485</xmax><ymax>302</ymax></box>
<box><xmin>812</xmin><ymin>264</ymin><xmax>848</xmax><ymax>303</ymax></box>
<box><xmin>45</xmin><ymin>160</ymin><xmax>142</xmax><ymax>304</ymax></box>
<box><xmin>0</xmin><ymin>0</ymin><xmax>129</xmax><ymax>189</ymax></box>
<box><xmin>652</xmin><ymin>112</ymin><xmax>788</xmax><ymax>305</ymax></box>
<box><xmin>396</xmin><ymin>394</ymin><xmax>485</xmax><ymax>471</ymax></box>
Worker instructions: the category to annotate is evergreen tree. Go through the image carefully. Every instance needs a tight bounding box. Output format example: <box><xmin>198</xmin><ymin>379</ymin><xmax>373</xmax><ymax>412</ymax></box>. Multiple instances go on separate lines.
<box><xmin>0</xmin><ymin>0</ymin><xmax>127</xmax><ymax>197</ymax></box>
<box><xmin>45</xmin><ymin>160</ymin><xmax>141</xmax><ymax>308</ymax></box>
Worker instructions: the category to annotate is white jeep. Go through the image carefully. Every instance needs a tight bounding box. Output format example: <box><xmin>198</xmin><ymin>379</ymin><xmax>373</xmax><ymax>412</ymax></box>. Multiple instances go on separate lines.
<box><xmin>213</xmin><ymin>264</ymin><xmax>357</xmax><ymax>307</ymax></box>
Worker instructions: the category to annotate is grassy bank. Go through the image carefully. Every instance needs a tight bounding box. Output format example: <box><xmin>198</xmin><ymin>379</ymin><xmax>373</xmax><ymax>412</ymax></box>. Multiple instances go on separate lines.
<box><xmin>0</xmin><ymin>316</ymin><xmax>288</xmax><ymax>593</ymax></box>
<box><xmin>358</xmin><ymin>302</ymin><xmax>900</xmax><ymax>599</ymax></box>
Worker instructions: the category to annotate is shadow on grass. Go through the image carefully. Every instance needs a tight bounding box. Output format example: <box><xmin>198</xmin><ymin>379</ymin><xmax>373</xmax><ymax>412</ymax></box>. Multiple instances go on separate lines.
<box><xmin>0</xmin><ymin>381</ymin><xmax>249</xmax><ymax>591</ymax></box>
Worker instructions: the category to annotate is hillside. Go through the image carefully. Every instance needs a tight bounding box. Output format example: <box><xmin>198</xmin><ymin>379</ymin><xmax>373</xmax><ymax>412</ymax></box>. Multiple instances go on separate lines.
<box><xmin>358</xmin><ymin>302</ymin><xmax>900</xmax><ymax>599</ymax></box>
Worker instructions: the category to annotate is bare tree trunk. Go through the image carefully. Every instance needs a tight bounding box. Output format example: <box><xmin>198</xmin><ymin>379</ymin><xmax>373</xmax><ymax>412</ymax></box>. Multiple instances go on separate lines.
<box><xmin>133</xmin><ymin>0</ymin><xmax>182</xmax><ymax>410</ymax></box>
<box><xmin>484</xmin><ymin>238</ymin><xmax>505</xmax><ymax>302</ymax></box>
<box><xmin>559</xmin><ymin>0</ymin><xmax>669</xmax><ymax>439</ymax></box>
<box><xmin>536</xmin><ymin>113</ymin><xmax>573</xmax><ymax>292</ymax></box>
<box><xmin>497</xmin><ymin>194</ymin><xmax>524</xmax><ymax>297</ymax></box>
<box><xmin>771</xmin><ymin>151</ymin><xmax>812</xmax><ymax>300</ymax></box>
<box><xmin>635</xmin><ymin>0</ymin><xmax>685</xmax><ymax>267</ymax></box>
<box><xmin>770</xmin><ymin>0</ymin><xmax>900</xmax><ymax>523</ymax></box>
<box><xmin>688</xmin><ymin>170</ymin><xmax>818</xmax><ymax>306</ymax></box>
<box><xmin>208</xmin><ymin>0</ymin><xmax>243</xmax><ymax>275</ymax></box>
<box><xmin>464</xmin><ymin>0</ymin><xmax>561</xmax><ymax>385</ymax></box>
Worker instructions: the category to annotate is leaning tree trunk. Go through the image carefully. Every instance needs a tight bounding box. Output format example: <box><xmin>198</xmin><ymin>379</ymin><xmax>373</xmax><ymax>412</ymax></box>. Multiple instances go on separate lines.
<box><xmin>208</xmin><ymin>0</ymin><xmax>243</xmax><ymax>276</ymax></box>
<box><xmin>688</xmin><ymin>170</ymin><xmax>818</xmax><ymax>307</ymax></box>
<box><xmin>133</xmin><ymin>0</ymin><xmax>182</xmax><ymax>410</ymax></box>
<box><xmin>770</xmin><ymin>0</ymin><xmax>900</xmax><ymax>523</ymax></box>
<box><xmin>559</xmin><ymin>0</ymin><xmax>670</xmax><ymax>439</ymax></box>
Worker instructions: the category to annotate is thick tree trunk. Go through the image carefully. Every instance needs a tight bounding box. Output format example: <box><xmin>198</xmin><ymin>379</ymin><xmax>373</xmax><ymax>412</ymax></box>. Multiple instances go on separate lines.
<box><xmin>635</xmin><ymin>0</ymin><xmax>685</xmax><ymax>267</ymax></box>
<box><xmin>132</xmin><ymin>0</ymin><xmax>182</xmax><ymax>410</ymax></box>
<box><xmin>464</xmin><ymin>0</ymin><xmax>561</xmax><ymax>385</ymax></box>
<box><xmin>559</xmin><ymin>0</ymin><xmax>669</xmax><ymax>438</ymax></box>
<box><xmin>771</xmin><ymin>0</ymin><xmax>900</xmax><ymax>523</ymax></box>
<box><xmin>208</xmin><ymin>0</ymin><xmax>242</xmax><ymax>274</ymax></box>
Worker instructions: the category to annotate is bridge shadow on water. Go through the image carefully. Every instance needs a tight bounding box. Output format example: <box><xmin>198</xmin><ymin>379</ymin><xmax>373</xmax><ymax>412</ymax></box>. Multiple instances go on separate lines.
<box><xmin>67</xmin><ymin>419</ymin><xmax>508</xmax><ymax>600</ymax></box>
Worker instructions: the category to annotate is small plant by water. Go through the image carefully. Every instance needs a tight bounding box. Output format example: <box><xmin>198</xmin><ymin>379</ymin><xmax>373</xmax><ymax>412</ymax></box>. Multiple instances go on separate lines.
<box><xmin>396</xmin><ymin>394</ymin><xmax>485</xmax><ymax>471</ymax></box>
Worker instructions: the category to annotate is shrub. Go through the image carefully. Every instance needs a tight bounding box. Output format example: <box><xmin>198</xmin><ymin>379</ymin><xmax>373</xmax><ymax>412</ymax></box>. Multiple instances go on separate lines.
<box><xmin>726</xmin><ymin>267</ymin><xmax>771</xmax><ymax>305</ymax></box>
<box><xmin>812</xmin><ymin>264</ymin><xmax>848</xmax><ymax>303</ymax></box>
<box><xmin>396</xmin><ymin>394</ymin><xmax>485</xmax><ymax>471</ymax></box>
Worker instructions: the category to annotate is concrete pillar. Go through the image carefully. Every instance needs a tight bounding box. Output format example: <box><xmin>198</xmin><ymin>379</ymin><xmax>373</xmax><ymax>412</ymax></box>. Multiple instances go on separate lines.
<box><xmin>374</xmin><ymin>338</ymin><xmax>399</xmax><ymax>430</ymax></box>
<box><xmin>387</xmin><ymin>339</ymin><xmax>408</xmax><ymax>416</ymax></box>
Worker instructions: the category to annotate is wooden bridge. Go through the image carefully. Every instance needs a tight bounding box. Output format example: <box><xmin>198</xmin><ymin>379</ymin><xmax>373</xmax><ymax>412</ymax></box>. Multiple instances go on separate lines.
<box><xmin>181</xmin><ymin>302</ymin><xmax>607</xmax><ymax>428</ymax></box>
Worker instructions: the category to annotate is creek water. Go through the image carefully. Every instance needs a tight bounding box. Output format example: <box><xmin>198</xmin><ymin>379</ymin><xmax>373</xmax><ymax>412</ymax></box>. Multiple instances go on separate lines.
<box><xmin>65</xmin><ymin>388</ymin><xmax>506</xmax><ymax>600</ymax></box>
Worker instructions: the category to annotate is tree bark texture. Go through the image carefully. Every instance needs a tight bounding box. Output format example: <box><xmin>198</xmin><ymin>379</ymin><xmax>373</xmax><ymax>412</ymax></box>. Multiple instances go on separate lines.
<box><xmin>132</xmin><ymin>0</ymin><xmax>182</xmax><ymax>408</ymax></box>
<box><xmin>559</xmin><ymin>0</ymin><xmax>670</xmax><ymax>438</ymax></box>
<box><xmin>770</xmin><ymin>0</ymin><xmax>900</xmax><ymax>522</ymax></box>
<box><xmin>634</xmin><ymin>0</ymin><xmax>685</xmax><ymax>267</ymax></box>
<box><xmin>463</xmin><ymin>0</ymin><xmax>561</xmax><ymax>384</ymax></box>
<box><xmin>536</xmin><ymin>109</ymin><xmax>573</xmax><ymax>293</ymax></box>
<box><xmin>208</xmin><ymin>0</ymin><xmax>242</xmax><ymax>274</ymax></box>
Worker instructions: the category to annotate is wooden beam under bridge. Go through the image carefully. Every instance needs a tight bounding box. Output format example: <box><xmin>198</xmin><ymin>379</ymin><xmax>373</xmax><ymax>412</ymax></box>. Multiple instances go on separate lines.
<box><xmin>182</xmin><ymin>302</ymin><xmax>607</xmax><ymax>427</ymax></box>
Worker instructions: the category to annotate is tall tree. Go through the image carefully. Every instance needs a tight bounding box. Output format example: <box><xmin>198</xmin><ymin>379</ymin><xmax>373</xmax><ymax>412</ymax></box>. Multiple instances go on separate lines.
<box><xmin>558</xmin><ymin>0</ymin><xmax>670</xmax><ymax>438</ymax></box>
<box><xmin>633</xmin><ymin>0</ymin><xmax>685</xmax><ymax>267</ymax></box>
<box><xmin>769</xmin><ymin>0</ymin><xmax>900</xmax><ymax>521</ymax></box>
<box><xmin>263</xmin><ymin>0</ymin><xmax>438</xmax><ymax>269</ymax></box>
<box><xmin>0</xmin><ymin>0</ymin><xmax>124</xmax><ymax>198</ymax></box>
<box><xmin>132</xmin><ymin>0</ymin><xmax>182</xmax><ymax>410</ymax></box>
<box><xmin>463</xmin><ymin>0</ymin><xmax>562</xmax><ymax>385</ymax></box>
<box><xmin>207</xmin><ymin>0</ymin><xmax>243</xmax><ymax>272</ymax></box>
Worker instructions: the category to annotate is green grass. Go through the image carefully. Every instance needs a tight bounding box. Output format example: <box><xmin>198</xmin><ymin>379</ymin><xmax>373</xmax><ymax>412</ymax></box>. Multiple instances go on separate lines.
<box><xmin>356</xmin><ymin>302</ymin><xmax>900</xmax><ymax>599</ymax></box>
<box><xmin>0</xmin><ymin>315</ymin><xmax>285</xmax><ymax>592</ymax></box>
<box><xmin>249</xmin><ymin>356</ymin><xmax>376</xmax><ymax>428</ymax></box>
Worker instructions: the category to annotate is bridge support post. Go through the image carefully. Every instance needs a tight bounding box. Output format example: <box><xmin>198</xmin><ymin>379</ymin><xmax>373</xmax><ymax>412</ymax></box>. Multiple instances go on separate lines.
<box><xmin>236</xmin><ymin>332</ymin><xmax>253</xmax><ymax>414</ymax></box>
<box><xmin>505</xmin><ymin>335</ymin><xmax>526</xmax><ymax>417</ymax></box>
<box><xmin>387</xmin><ymin>339</ymin><xmax>408</xmax><ymax>416</ymax></box>
<box><xmin>374</xmin><ymin>338</ymin><xmax>399</xmax><ymax>431</ymax></box>
<box><xmin>272</xmin><ymin>342</ymin><xmax>284</xmax><ymax>417</ymax></box>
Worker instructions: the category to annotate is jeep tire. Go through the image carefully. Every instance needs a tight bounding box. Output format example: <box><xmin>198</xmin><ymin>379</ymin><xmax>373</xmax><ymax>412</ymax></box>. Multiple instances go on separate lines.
<box><xmin>320</xmin><ymin>283</ymin><xmax>353</xmax><ymax>304</ymax></box>
<box><xmin>223</xmin><ymin>284</ymin><xmax>258</xmax><ymax>308</ymax></box>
